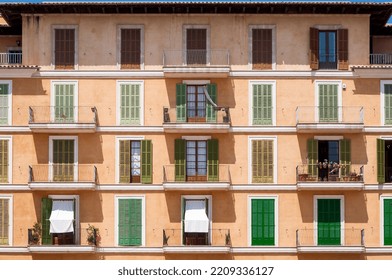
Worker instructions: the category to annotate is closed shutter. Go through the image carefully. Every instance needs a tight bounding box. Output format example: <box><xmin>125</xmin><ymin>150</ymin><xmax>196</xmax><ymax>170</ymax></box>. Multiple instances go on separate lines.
<box><xmin>377</xmin><ymin>138</ymin><xmax>386</xmax><ymax>184</ymax></box>
<box><xmin>307</xmin><ymin>139</ymin><xmax>318</xmax><ymax>177</ymax></box>
<box><xmin>121</xmin><ymin>29</ymin><xmax>141</xmax><ymax>69</ymax></box>
<box><xmin>54</xmin><ymin>84</ymin><xmax>74</xmax><ymax>123</ymax></box>
<box><xmin>384</xmin><ymin>84</ymin><xmax>392</xmax><ymax>125</ymax></box>
<box><xmin>119</xmin><ymin>140</ymin><xmax>131</xmax><ymax>183</ymax></box>
<box><xmin>120</xmin><ymin>84</ymin><xmax>140</xmax><ymax>125</ymax></box>
<box><xmin>53</xmin><ymin>139</ymin><xmax>74</xmax><ymax>182</ymax></box>
<box><xmin>54</xmin><ymin>29</ymin><xmax>75</xmax><ymax>69</ymax></box>
<box><xmin>141</xmin><ymin>140</ymin><xmax>152</xmax><ymax>184</ymax></box>
<box><xmin>175</xmin><ymin>139</ymin><xmax>186</xmax><ymax>181</ymax></box>
<box><xmin>310</xmin><ymin>27</ymin><xmax>319</xmax><ymax>70</ymax></box>
<box><xmin>319</xmin><ymin>84</ymin><xmax>338</xmax><ymax>122</ymax></box>
<box><xmin>252</xmin><ymin>140</ymin><xmax>273</xmax><ymax>183</ymax></box>
<box><xmin>207</xmin><ymin>139</ymin><xmax>219</xmax><ymax>182</ymax></box>
<box><xmin>176</xmin><ymin>84</ymin><xmax>187</xmax><ymax>123</ymax></box>
<box><xmin>0</xmin><ymin>84</ymin><xmax>9</xmax><ymax>125</ymax></box>
<box><xmin>384</xmin><ymin>199</ymin><xmax>392</xmax><ymax>245</ymax></box>
<box><xmin>252</xmin><ymin>84</ymin><xmax>272</xmax><ymax>125</ymax></box>
<box><xmin>206</xmin><ymin>84</ymin><xmax>217</xmax><ymax>123</ymax></box>
<box><xmin>317</xmin><ymin>199</ymin><xmax>341</xmax><ymax>245</ymax></box>
<box><xmin>118</xmin><ymin>198</ymin><xmax>142</xmax><ymax>246</ymax></box>
<box><xmin>41</xmin><ymin>198</ymin><xmax>52</xmax><ymax>245</ymax></box>
<box><xmin>251</xmin><ymin>199</ymin><xmax>275</xmax><ymax>245</ymax></box>
<box><xmin>186</xmin><ymin>29</ymin><xmax>207</xmax><ymax>65</ymax></box>
<box><xmin>337</xmin><ymin>29</ymin><xmax>349</xmax><ymax>70</ymax></box>
<box><xmin>339</xmin><ymin>139</ymin><xmax>351</xmax><ymax>176</ymax></box>
<box><xmin>0</xmin><ymin>140</ymin><xmax>8</xmax><ymax>183</ymax></box>
<box><xmin>252</xmin><ymin>29</ymin><xmax>272</xmax><ymax>70</ymax></box>
<box><xmin>0</xmin><ymin>199</ymin><xmax>9</xmax><ymax>245</ymax></box>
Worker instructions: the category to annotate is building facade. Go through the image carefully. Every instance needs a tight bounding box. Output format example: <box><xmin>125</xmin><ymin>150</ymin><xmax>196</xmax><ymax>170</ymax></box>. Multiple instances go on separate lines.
<box><xmin>0</xmin><ymin>1</ymin><xmax>391</xmax><ymax>260</ymax></box>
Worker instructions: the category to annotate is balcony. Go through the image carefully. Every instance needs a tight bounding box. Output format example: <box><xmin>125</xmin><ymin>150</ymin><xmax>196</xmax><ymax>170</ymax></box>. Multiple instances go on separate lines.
<box><xmin>0</xmin><ymin>52</ymin><xmax>22</xmax><ymax>65</ymax></box>
<box><xmin>296</xmin><ymin>106</ymin><xmax>364</xmax><ymax>133</ymax></box>
<box><xmin>29</xmin><ymin>106</ymin><xmax>97</xmax><ymax>133</ymax></box>
<box><xmin>28</xmin><ymin>164</ymin><xmax>97</xmax><ymax>190</ymax></box>
<box><xmin>370</xmin><ymin>53</ymin><xmax>392</xmax><ymax>65</ymax></box>
<box><xmin>296</xmin><ymin>164</ymin><xmax>364</xmax><ymax>190</ymax></box>
<box><xmin>163</xmin><ymin>164</ymin><xmax>231</xmax><ymax>191</ymax></box>
<box><xmin>162</xmin><ymin>228</ymin><xmax>231</xmax><ymax>254</ymax></box>
<box><xmin>296</xmin><ymin>228</ymin><xmax>365</xmax><ymax>253</ymax></box>
<box><xmin>163</xmin><ymin>107</ymin><xmax>231</xmax><ymax>133</ymax></box>
<box><xmin>162</xmin><ymin>49</ymin><xmax>230</xmax><ymax>77</ymax></box>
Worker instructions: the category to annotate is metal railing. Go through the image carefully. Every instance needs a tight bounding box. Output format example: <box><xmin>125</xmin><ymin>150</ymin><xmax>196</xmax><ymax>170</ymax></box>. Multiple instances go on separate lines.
<box><xmin>29</xmin><ymin>164</ymin><xmax>97</xmax><ymax>184</ymax></box>
<box><xmin>0</xmin><ymin>52</ymin><xmax>22</xmax><ymax>65</ymax></box>
<box><xmin>296</xmin><ymin>106</ymin><xmax>364</xmax><ymax>124</ymax></box>
<box><xmin>163</xmin><ymin>49</ymin><xmax>230</xmax><ymax>67</ymax></box>
<box><xmin>163</xmin><ymin>107</ymin><xmax>231</xmax><ymax>124</ymax></box>
<box><xmin>163</xmin><ymin>164</ymin><xmax>230</xmax><ymax>183</ymax></box>
<box><xmin>296</xmin><ymin>164</ymin><xmax>364</xmax><ymax>183</ymax></box>
<box><xmin>163</xmin><ymin>228</ymin><xmax>231</xmax><ymax>247</ymax></box>
<box><xmin>29</xmin><ymin>106</ymin><xmax>97</xmax><ymax>124</ymax></box>
<box><xmin>296</xmin><ymin>228</ymin><xmax>364</xmax><ymax>247</ymax></box>
<box><xmin>370</xmin><ymin>53</ymin><xmax>392</xmax><ymax>65</ymax></box>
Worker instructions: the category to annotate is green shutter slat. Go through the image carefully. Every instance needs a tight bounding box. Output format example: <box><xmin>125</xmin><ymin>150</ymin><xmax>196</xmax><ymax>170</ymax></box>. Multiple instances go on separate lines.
<box><xmin>319</xmin><ymin>84</ymin><xmax>338</xmax><ymax>122</ymax></box>
<box><xmin>141</xmin><ymin>140</ymin><xmax>152</xmax><ymax>184</ymax></box>
<box><xmin>206</xmin><ymin>84</ymin><xmax>217</xmax><ymax>123</ymax></box>
<box><xmin>253</xmin><ymin>84</ymin><xmax>272</xmax><ymax>125</ymax></box>
<box><xmin>317</xmin><ymin>199</ymin><xmax>341</xmax><ymax>245</ymax></box>
<box><xmin>0</xmin><ymin>140</ymin><xmax>8</xmax><ymax>183</ymax></box>
<box><xmin>119</xmin><ymin>140</ymin><xmax>131</xmax><ymax>183</ymax></box>
<box><xmin>176</xmin><ymin>84</ymin><xmax>187</xmax><ymax>123</ymax></box>
<box><xmin>385</xmin><ymin>85</ymin><xmax>392</xmax><ymax>125</ymax></box>
<box><xmin>175</xmin><ymin>139</ymin><xmax>186</xmax><ymax>181</ymax></box>
<box><xmin>377</xmin><ymin>138</ymin><xmax>386</xmax><ymax>184</ymax></box>
<box><xmin>0</xmin><ymin>84</ymin><xmax>9</xmax><ymax>125</ymax></box>
<box><xmin>252</xmin><ymin>140</ymin><xmax>274</xmax><ymax>183</ymax></box>
<box><xmin>307</xmin><ymin>139</ymin><xmax>318</xmax><ymax>177</ymax></box>
<box><xmin>118</xmin><ymin>199</ymin><xmax>142</xmax><ymax>246</ymax></box>
<box><xmin>384</xmin><ymin>199</ymin><xmax>392</xmax><ymax>245</ymax></box>
<box><xmin>54</xmin><ymin>84</ymin><xmax>75</xmax><ymax>123</ymax></box>
<box><xmin>251</xmin><ymin>199</ymin><xmax>275</xmax><ymax>246</ymax></box>
<box><xmin>339</xmin><ymin>139</ymin><xmax>351</xmax><ymax>176</ymax></box>
<box><xmin>41</xmin><ymin>198</ymin><xmax>52</xmax><ymax>245</ymax></box>
<box><xmin>0</xmin><ymin>199</ymin><xmax>9</xmax><ymax>245</ymax></box>
<box><xmin>207</xmin><ymin>139</ymin><xmax>219</xmax><ymax>182</ymax></box>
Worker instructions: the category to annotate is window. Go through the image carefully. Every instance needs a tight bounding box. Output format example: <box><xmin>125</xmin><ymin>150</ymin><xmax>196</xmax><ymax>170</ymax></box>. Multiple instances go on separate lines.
<box><xmin>49</xmin><ymin>136</ymin><xmax>78</xmax><ymax>182</ymax></box>
<box><xmin>382</xmin><ymin>197</ymin><xmax>392</xmax><ymax>245</ymax></box>
<box><xmin>315</xmin><ymin>81</ymin><xmax>342</xmax><ymax>123</ymax></box>
<box><xmin>186</xmin><ymin>28</ymin><xmax>207</xmax><ymax>65</ymax></box>
<box><xmin>250</xmin><ymin>81</ymin><xmax>275</xmax><ymax>125</ymax></box>
<box><xmin>249</xmin><ymin>137</ymin><xmax>276</xmax><ymax>183</ymax></box>
<box><xmin>117</xmin><ymin>81</ymin><xmax>143</xmax><ymax>125</ymax></box>
<box><xmin>249</xmin><ymin>197</ymin><xmax>277</xmax><ymax>246</ymax></box>
<box><xmin>51</xmin><ymin>81</ymin><xmax>78</xmax><ymax>123</ymax></box>
<box><xmin>315</xmin><ymin>196</ymin><xmax>343</xmax><ymax>245</ymax></box>
<box><xmin>115</xmin><ymin>196</ymin><xmax>145</xmax><ymax>246</ymax></box>
<box><xmin>376</xmin><ymin>138</ymin><xmax>392</xmax><ymax>184</ymax></box>
<box><xmin>118</xmin><ymin>26</ymin><xmax>143</xmax><ymax>69</ymax></box>
<box><xmin>0</xmin><ymin>196</ymin><xmax>12</xmax><ymax>245</ymax></box>
<box><xmin>53</xmin><ymin>27</ymin><xmax>77</xmax><ymax>69</ymax></box>
<box><xmin>249</xmin><ymin>25</ymin><xmax>275</xmax><ymax>70</ymax></box>
<box><xmin>0</xmin><ymin>138</ymin><xmax>10</xmax><ymax>183</ymax></box>
<box><xmin>310</xmin><ymin>27</ymin><xmax>348</xmax><ymax>70</ymax></box>
<box><xmin>117</xmin><ymin>138</ymin><xmax>152</xmax><ymax>184</ymax></box>
<box><xmin>0</xmin><ymin>81</ymin><xmax>12</xmax><ymax>125</ymax></box>
<box><xmin>381</xmin><ymin>81</ymin><xmax>392</xmax><ymax>125</ymax></box>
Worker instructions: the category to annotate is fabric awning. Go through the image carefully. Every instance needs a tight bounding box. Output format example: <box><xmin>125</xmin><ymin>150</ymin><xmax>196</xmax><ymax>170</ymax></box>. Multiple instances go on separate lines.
<box><xmin>184</xmin><ymin>200</ymin><xmax>209</xmax><ymax>233</ymax></box>
<box><xmin>49</xmin><ymin>200</ymin><xmax>74</xmax><ymax>233</ymax></box>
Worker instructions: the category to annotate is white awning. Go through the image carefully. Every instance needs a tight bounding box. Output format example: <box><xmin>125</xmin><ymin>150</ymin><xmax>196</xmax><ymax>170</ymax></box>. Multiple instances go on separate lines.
<box><xmin>49</xmin><ymin>200</ymin><xmax>74</xmax><ymax>233</ymax></box>
<box><xmin>184</xmin><ymin>200</ymin><xmax>209</xmax><ymax>233</ymax></box>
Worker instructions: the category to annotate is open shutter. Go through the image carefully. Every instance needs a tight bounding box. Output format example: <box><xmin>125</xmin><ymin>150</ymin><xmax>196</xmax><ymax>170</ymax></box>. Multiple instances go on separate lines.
<box><xmin>207</xmin><ymin>139</ymin><xmax>219</xmax><ymax>182</ymax></box>
<box><xmin>251</xmin><ymin>199</ymin><xmax>275</xmax><ymax>245</ymax></box>
<box><xmin>339</xmin><ymin>139</ymin><xmax>351</xmax><ymax>176</ymax></box>
<box><xmin>0</xmin><ymin>199</ymin><xmax>9</xmax><ymax>245</ymax></box>
<box><xmin>206</xmin><ymin>84</ymin><xmax>217</xmax><ymax>123</ymax></box>
<box><xmin>377</xmin><ymin>138</ymin><xmax>385</xmax><ymax>184</ymax></box>
<box><xmin>175</xmin><ymin>139</ymin><xmax>186</xmax><ymax>181</ymax></box>
<box><xmin>337</xmin><ymin>29</ymin><xmax>348</xmax><ymax>70</ymax></box>
<box><xmin>41</xmin><ymin>198</ymin><xmax>52</xmax><ymax>245</ymax></box>
<box><xmin>118</xmin><ymin>199</ymin><xmax>142</xmax><ymax>246</ymax></box>
<box><xmin>0</xmin><ymin>84</ymin><xmax>9</xmax><ymax>125</ymax></box>
<box><xmin>310</xmin><ymin>27</ymin><xmax>319</xmax><ymax>70</ymax></box>
<box><xmin>141</xmin><ymin>140</ymin><xmax>152</xmax><ymax>184</ymax></box>
<box><xmin>307</xmin><ymin>139</ymin><xmax>318</xmax><ymax>177</ymax></box>
<box><xmin>176</xmin><ymin>84</ymin><xmax>187</xmax><ymax>123</ymax></box>
<box><xmin>119</xmin><ymin>140</ymin><xmax>131</xmax><ymax>183</ymax></box>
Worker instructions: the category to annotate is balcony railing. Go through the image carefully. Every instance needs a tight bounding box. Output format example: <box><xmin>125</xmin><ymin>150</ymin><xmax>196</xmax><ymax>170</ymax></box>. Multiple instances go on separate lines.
<box><xmin>163</xmin><ymin>164</ymin><xmax>230</xmax><ymax>183</ymax></box>
<box><xmin>29</xmin><ymin>106</ymin><xmax>97</xmax><ymax>124</ymax></box>
<box><xmin>163</xmin><ymin>228</ymin><xmax>231</xmax><ymax>247</ymax></box>
<box><xmin>296</xmin><ymin>164</ymin><xmax>364</xmax><ymax>183</ymax></box>
<box><xmin>370</xmin><ymin>53</ymin><xmax>392</xmax><ymax>65</ymax></box>
<box><xmin>163</xmin><ymin>107</ymin><xmax>231</xmax><ymax>124</ymax></box>
<box><xmin>29</xmin><ymin>164</ymin><xmax>97</xmax><ymax>184</ymax></box>
<box><xmin>163</xmin><ymin>49</ymin><xmax>230</xmax><ymax>67</ymax></box>
<box><xmin>0</xmin><ymin>52</ymin><xmax>22</xmax><ymax>65</ymax></box>
<box><xmin>296</xmin><ymin>228</ymin><xmax>365</xmax><ymax>247</ymax></box>
<box><xmin>296</xmin><ymin>106</ymin><xmax>364</xmax><ymax>124</ymax></box>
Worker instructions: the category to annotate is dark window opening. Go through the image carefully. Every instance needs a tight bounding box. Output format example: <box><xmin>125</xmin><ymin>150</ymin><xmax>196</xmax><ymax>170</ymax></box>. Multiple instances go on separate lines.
<box><xmin>318</xmin><ymin>140</ymin><xmax>339</xmax><ymax>181</ymax></box>
<box><xmin>319</xmin><ymin>31</ymin><xmax>337</xmax><ymax>69</ymax></box>
<box><xmin>385</xmin><ymin>140</ymin><xmax>392</xmax><ymax>183</ymax></box>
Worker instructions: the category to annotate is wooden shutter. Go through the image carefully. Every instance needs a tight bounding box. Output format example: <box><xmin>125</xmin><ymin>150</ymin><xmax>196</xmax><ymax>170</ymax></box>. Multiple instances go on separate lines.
<box><xmin>118</xmin><ymin>198</ymin><xmax>142</xmax><ymax>246</ymax></box>
<box><xmin>207</xmin><ymin>139</ymin><xmax>219</xmax><ymax>182</ymax></box>
<box><xmin>317</xmin><ymin>199</ymin><xmax>341</xmax><ymax>245</ymax></box>
<box><xmin>175</xmin><ymin>139</ymin><xmax>186</xmax><ymax>181</ymax></box>
<box><xmin>119</xmin><ymin>140</ymin><xmax>131</xmax><ymax>183</ymax></box>
<box><xmin>120</xmin><ymin>84</ymin><xmax>140</xmax><ymax>125</ymax></box>
<box><xmin>384</xmin><ymin>84</ymin><xmax>392</xmax><ymax>125</ymax></box>
<box><xmin>251</xmin><ymin>199</ymin><xmax>275</xmax><ymax>245</ymax></box>
<box><xmin>384</xmin><ymin>199</ymin><xmax>392</xmax><ymax>245</ymax></box>
<box><xmin>338</xmin><ymin>29</ymin><xmax>349</xmax><ymax>70</ymax></box>
<box><xmin>141</xmin><ymin>140</ymin><xmax>152</xmax><ymax>184</ymax></box>
<box><xmin>252</xmin><ymin>29</ymin><xmax>272</xmax><ymax>70</ymax></box>
<box><xmin>0</xmin><ymin>199</ymin><xmax>9</xmax><ymax>245</ymax></box>
<box><xmin>186</xmin><ymin>29</ymin><xmax>207</xmax><ymax>65</ymax></box>
<box><xmin>377</xmin><ymin>138</ymin><xmax>386</xmax><ymax>184</ymax></box>
<box><xmin>176</xmin><ymin>84</ymin><xmax>187</xmax><ymax>123</ymax></box>
<box><xmin>309</xmin><ymin>27</ymin><xmax>319</xmax><ymax>70</ymax></box>
<box><xmin>121</xmin><ymin>29</ymin><xmax>141</xmax><ymax>69</ymax></box>
<box><xmin>52</xmin><ymin>139</ymin><xmax>74</xmax><ymax>182</ymax></box>
<box><xmin>319</xmin><ymin>84</ymin><xmax>338</xmax><ymax>122</ymax></box>
<box><xmin>307</xmin><ymin>139</ymin><xmax>318</xmax><ymax>177</ymax></box>
<box><xmin>206</xmin><ymin>84</ymin><xmax>217</xmax><ymax>123</ymax></box>
<box><xmin>253</xmin><ymin>84</ymin><xmax>272</xmax><ymax>125</ymax></box>
<box><xmin>0</xmin><ymin>140</ymin><xmax>8</xmax><ymax>183</ymax></box>
<box><xmin>41</xmin><ymin>198</ymin><xmax>52</xmax><ymax>245</ymax></box>
<box><xmin>54</xmin><ymin>84</ymin><xmax>75</xmax><ymax>123</ymax></box>
<box><xmin>54</xmin><ymin>29</ymin><xmax>75</xmax><ymax>69</ymax></box>
<box><xmin>0</xmin><ymin>84</ymin><xmax>9</xmax><ymax>125</ymax></box>
<box><xmin>252</xmin><ymin>140</ymin><xmax>274</xmax><ymax>183</ymax></box>
<box><xmin>339</xmin><ymin>139</ymin><xmax>351</xmax><ymax>176</ymax></box>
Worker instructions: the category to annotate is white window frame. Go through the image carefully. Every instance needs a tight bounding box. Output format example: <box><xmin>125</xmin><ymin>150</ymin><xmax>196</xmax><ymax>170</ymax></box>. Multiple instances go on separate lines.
<box><xmin>114</xmin><ymin>195</ymin><xmax>146</xmax><ymax>246</ymax></box>
<box><xmin>0</xmin><ymin>80</ymin><xmax>12</xmax><ymax>126</ymax></box>
<box><xmin>381</xmin><ymin>80</ymin><xmax>392</xmax><ymax>126</ymax></box>
<box><xmin>313</xmin><ymin>195</ymin><xmax>345</xmax><ymax>246</ymax></box>
<box><xmin>0</xmin><ymin>136</ymin><xmax>12</xmax><ymax>184</ymax></box>
<box><xmin>50</xmin><ymin>80</ymin><xmax>79</xmax><ymax>123</ymax></box>
<box><xmin>248</xmin><ymin>136</ymin><xmax>278</xmax><ymax>184</ymax></box>
<box><xmin>49</xmin><ymin>136</ymin><xmax>78</xmax><ymax>182</ymax></box>
<box><xmin>117</xmin><ymin>25</ymin><xmax>145</xmax><ymax>70</ymax></box>
<box><xmin>183</xmin><ymin>25</ymin><xmax>211</xmax><ymax>65</ymax></box>
<box><xmin>315</xmin><ymin>80</ymin><xmax>343</xmax><ymax>123</ymax></box>
<box><xmin>380</xmin><ymin>195</ymin><xmax>392</xmax><ymax>246</ymax></box>
<box><xmin>51</xmin><ymin>25</ymin><xmax>79</xmax><ymax>70</ymax></box>
<box><xmin>249</xmin><ymin>80</ymin><xmax>276</xmax><ymax>126</ymax></box>
<box><xmin>48</xmin><ymin>194</ymin><xmax>80</xmax><ymax>245</ymax></box>
<box><xmin>116</xmin><ymin>80</ymin><xmax>144</xmax><ymax>126</ymax></box>
<box><xmin>0</xmin><ymin>194</ymin><xmax>13</xmax><ymax>246</ymax></box>
<box><xmin>248</xmin><ymin>25</ymin><xmax>276</xmax><ymax>70</ymax></box>
<box><xmin>248</xmin><ymin>195</ymin><xmax>278</xmax><ymax>247</ymax></box>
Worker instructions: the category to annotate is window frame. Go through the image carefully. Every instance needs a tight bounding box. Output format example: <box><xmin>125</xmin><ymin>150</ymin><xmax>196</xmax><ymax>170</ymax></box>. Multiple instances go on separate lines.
<box><xmin>248</xmin><ymin>25</ymin><xmax>276</xmax><ymax>70</ymax></box>
<box><xmin>380</xmin><ymin>195</ymin><xmax>392</xmax><ymax>246</ymax></box>
<box><xmin>51</xmin><ymin>25</ymin><xmax>78</xmax><ymax>70</ymax></box>
<box><xmin>0</xmin><ymin>194</ymin><xmax>13</xmax><ymax>246</ymax></box>
<box><xmin>314</xmin><ymin>80</ymin><xmax>343</xmax><ymax>123</ymax></box>
<box><xmin>49</xmin><ymin>136</ymin><xmax>78</xmax><ymax>181</ymax></box>
<box><xmin>116</xmin><ymin>80</ymin><xmax>144</xmax><ymax>126</ymax></box>
<box><xmin>0</xmin><ymin>136</ymin><xmax>12</xmax><ymax>184</ymax></box>
<box><xmin>50</xmin><ymin>80</ymin><xmax>79</xmax><ymax>123</ymax></box>
<box><xmin>117</xmin><ymin>25</ymin><xmax>144</xmax><ymax>70</ymax></box>
<box><xmin>249</xmin><ymin>80</ymin><xmax>276</xmax><ymax>126</ymax></box>
<box><xmin>0</xmin><ymin>80</ymin><xmax>12</xmax><ymax>126</ymax></box>
<box><xmin>381</xmin><ymin>80</ymin><xmax>392</xmax><ymax>126</ymax></box>
<box><xmin>183</xmin><ymin>25</ymin><xmax>210</xmax><ymax>65</ymax></box>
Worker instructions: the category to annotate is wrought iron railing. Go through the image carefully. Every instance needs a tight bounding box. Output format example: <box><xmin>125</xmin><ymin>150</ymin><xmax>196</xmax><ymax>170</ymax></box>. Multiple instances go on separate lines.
<box><xmin>296</xmin><ymin>228</ymin><xmax>364</xmax><ymax>247</ymax></box>
<box><xmin>296</xmin><ymin>164</ymin><xmax>364</xmax><ymax>183</ymax></box>
<box><xmin>163</xmin><ymin>49</ymin><xmax>230</xmax><ymax>66</ymax></box>
<box><xmin>163</xmin><ymin>164</ymin><xmax>230</xmax><ymax>183</ymax></box>
<box><xmin>163</xmin><ymin>228</ymin><xmax>231</xmax><ymax>246</ymax></box>
<box><xmin>29</xmin><ymin>106</ymin><xmax>97</xmax><ymax>124</ymax></box>
<box><xmin>29</xmin><ymin>164</ymin><xmax>97</xmax><ymax>184</ymax></box>
<box><xmin>296</xmin><ymin>106</ymin><xmax>364</xmax><ymax>124</ymax></box>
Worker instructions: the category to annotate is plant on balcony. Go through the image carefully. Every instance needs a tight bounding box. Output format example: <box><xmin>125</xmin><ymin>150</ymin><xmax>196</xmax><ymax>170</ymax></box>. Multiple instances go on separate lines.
<box><xmin>86</xmin><ymin>224</ymin><xmax>100</xmax><ymax>246</ymax></box>
<box><xmin>29</xmin><ymin>222</ymin><xmax>42</xmax><ymax>245</ymax></box>
<box><xmin>349</xmin><ymin>170</ymin><xmax>359</xmax><ymax>181</ymax></box>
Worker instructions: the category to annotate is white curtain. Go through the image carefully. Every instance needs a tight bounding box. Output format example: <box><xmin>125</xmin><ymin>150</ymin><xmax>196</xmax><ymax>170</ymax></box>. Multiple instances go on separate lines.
<box><xmin>49</xmin><ymin>200</ymin><xmax>74</xmax><ymax>233</ymax></box>
<box><xmin>184</xmin><ymin>200</ymin><xmax>209</xmax><ymax>233</ymax></box>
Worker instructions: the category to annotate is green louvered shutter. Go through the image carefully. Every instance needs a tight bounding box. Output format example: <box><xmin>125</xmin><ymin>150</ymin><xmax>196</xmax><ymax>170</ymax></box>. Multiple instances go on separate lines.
<box><xmin>251</xmin><ymin>199</ymin><xmax>275</xmax><ymax>245</ymax></box>
<box><xmin>53</xmin><ymin>139</ymin><xmax>74</xmax><ymax>182</ymax></box>
<box><xmin>307</xmin><ymin>139</ymin><xmax>318</xmax><ymax>177</ymax></box>
<box><xmin>176</xmin><ymin>84</ymin><xmax>187</xmax><ymax>123</ymax></box>
<box><xmin>119</xmin><ymin>140</ymin><xmax>131</xmax><ymax>183</ymax></box>
<box><xmin>319</xmin><ymin>84</ymin><xmax>338</xmax><ymax>122</ymax></box>
<box><xmin>377</xmin><ymin>138</ymin><xmax>386</xmax><ymax>184</ymax></box>
<box><xmin>120</xmin><ymin>84</ymin><xmax>140</xmax><ymax>125</ymax></box>
<box><xmin>41</xmin><ymin>198</ymin><xmax>52</xmax><ymax>245</ymax></box>
<box><xmin>206</xmin><ymin>84</ymin><xmax>217</xmax><ymax>123</ymax></box>
<box><xmin>54</xmin><ymin>84</ymin><xmax>74</xmax><ymax>123</ymax></box>
<box><xmin>0</xmin><ymin>140</ymin><xmax>8</xmax><ymax>183</ymax></box>
<box><xmin>252</xmin><ymin>140</ymin><xmax>274</xmax><ymax>183</ymax></box>
<box><xmin>384</xmin><ymin>199</ymin><xmax>392</xmax><ymax>245</ymax></box>
<box><xmin>339</xmin><ymin>139</ymin><xmax>351</xmax><ymax>176</ymax></box>
<box><xmin>252</xmin><ymin>84</ymin><xmax>272</xmax><ymax>125</ymax></box>
<box><xmin>385</xmin><ymin>84</ymin><xmax>392</xmax><ymax>125</ymax></box>
<box><xmin>0</xmin><ymin>199</ymin><xmax>9</xmax><ymax>245</ymax></box>
<box><xmin>118</xmin><ymin>198</ymin><xmax>142</xmax><ymax>246</ymax></box>
<box><xmin>317</xmin><ymin>199</ymin><xmax>341</xmax><ymax>245</ymax></box>
<box><xmin>0</xmin><ymin>84</ymin><xmax>9</xmax><ymax>125</ymax></box>
<box><xmin>175</xmin><ymin>139</ymin><xmax>186</xmax><ymax>181</ymax></box>
<box><xmin>141</xmin><ymin>140</ymin><xmax>152</xmax><ymax>184</ymax></box>
<box><xmin>207</xmin><ymin>139</ymin><xmax>219</xmax><ymax>182</ymax></box>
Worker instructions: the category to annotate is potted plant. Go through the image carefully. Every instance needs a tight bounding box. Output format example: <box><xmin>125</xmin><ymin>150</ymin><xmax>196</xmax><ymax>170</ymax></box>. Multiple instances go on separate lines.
<box><xmin>349</xmin><ymin>170</ymin><xmax>358</xmax><ymax>181</ymax></box>
<box><xmin>86</xmin><ymin>224</ymin><xmax>100</xmax><ymax>246</ymax></box>
<box><xmin>29</xmin><ymin>222</ymin><xmax>41</xmax><ymax>245</ymax></box>
<box><xmin>298</xmin><ymin>165</ymin><xmax>308</xmax><ymax>181</ymax></box>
